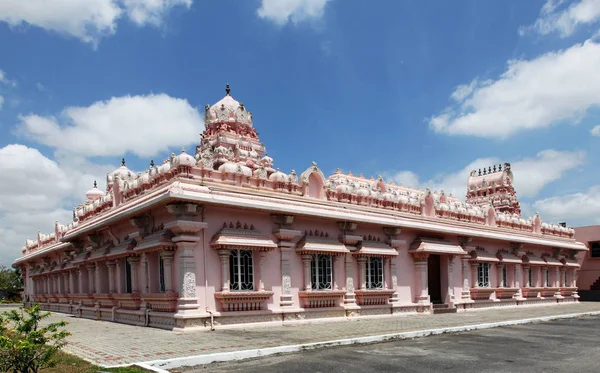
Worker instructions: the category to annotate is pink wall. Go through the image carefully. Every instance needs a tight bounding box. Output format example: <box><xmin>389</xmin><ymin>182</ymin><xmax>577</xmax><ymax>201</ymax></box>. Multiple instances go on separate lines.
<box><xmin>574</xmin><ymin>226</ymin><xmax>600</xmax><ymax>290</ymax></box>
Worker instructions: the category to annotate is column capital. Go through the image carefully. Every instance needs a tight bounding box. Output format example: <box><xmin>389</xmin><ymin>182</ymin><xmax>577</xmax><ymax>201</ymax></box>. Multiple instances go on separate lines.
<box><xmin>301</xmin><ymin>254</ymin><xmax>312</xmax><ymax>263</ymax></box>
<box><xmin>457</xmin><ymin>236</ymin><xmax>472</xmax><ymax>247</ymax></box>
<box><xmin>160</xmin><ymin>250</ymin><xmax>175</xmax><ymax>260</ymax></box>
<box><xmin>106</xmin><ymin>260</ymin><xmax>116</xmax><ymax>268</ymax></box>
<box><xmin>273</xmin><ymin>228</ymin><xmax>303</xmax><ymax>241</ymax></box>
<box><xmin>127</xmin><ymin>256</ymin><xmax>140</xmax><ymax>265</ymax></box>
<box><xmin>217</xmin><ymin>249</ymin><xmax>230</xmax><ymax>260</ymax></box>
<box><xmin>271</xmin><ymin>214</ymin><xmax>295</xmax><ymax>229</ymax></box>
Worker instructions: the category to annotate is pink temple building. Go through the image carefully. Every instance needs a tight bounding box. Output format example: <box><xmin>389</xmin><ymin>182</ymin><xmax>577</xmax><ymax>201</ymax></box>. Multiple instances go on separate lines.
<box><xmin>14</xmin><ymin>86</ymin><xmax>587</xmax><ymax>330</ymax></box>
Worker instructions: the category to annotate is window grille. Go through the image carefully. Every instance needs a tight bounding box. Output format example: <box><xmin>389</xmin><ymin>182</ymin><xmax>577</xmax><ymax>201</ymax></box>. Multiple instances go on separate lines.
<box><xmin>564</xmin><ymin>271</ymin><xmax>568</xmax><ymax>287</ymax></box>
<box><xmin>528</xmin><ymin>268</ymin><xmax>533</xmax><ymax>287</ymax></box>
<box><xmin>590</xmin><ymin>242</ymin><xmax>600</xmax><ymax>258</ymax></box>
<box><xmin>477</xmin><ymin>262</ymin><xmax>490</xmax><ymax>287</ymax></box>
<box><xmin>366</xmin><ymin>257</ymin><xmax>384</xmax><ymax>289</ymax></box>
<box><xmin>502</xmin><ymin>265</ymin><xmax>507</xmax><ymax>288</ymax></box>
<box><xmin>229</xmin><ymin>249</ymin><xmax>254</xmax><ymax>291</ymax></box>
<box><xmin>311</xmin><ymin>254</ymin><xmax>332</xmax><ymax>290</ymax></box>
<box><xmin>544</xmin><ymin>268</ymin><xmax>549</xmax><ymax>287</ymax></box>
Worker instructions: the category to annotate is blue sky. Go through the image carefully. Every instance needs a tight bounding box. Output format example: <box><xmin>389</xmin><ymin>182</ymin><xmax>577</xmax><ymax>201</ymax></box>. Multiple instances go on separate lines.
<box><xmin>1</xmin><ymin>0</ymin><xmax>600</xmax><ymax>265</ymax></box>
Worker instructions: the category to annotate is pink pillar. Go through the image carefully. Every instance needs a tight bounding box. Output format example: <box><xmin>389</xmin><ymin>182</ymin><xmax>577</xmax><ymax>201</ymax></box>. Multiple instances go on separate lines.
<box><xmin>86</xmin><ymin>264</ymin><xmax>95</xmax><ymax>293</ymax></box>
<box><xmin>161</xmin><ymin>251</ymin><xmax>175</xmax><ymax>293</ymax></box>
<box><xmin>461</xmin><ymin>257</ymin><xmax>471</xmax><ymax>301</ymax></box>
<box><xmin>106</xmin><ymin>261</ymin><xmax>116</xmax><ymax>293</ymax></box>
<box><xmin>302</xmin><ymin>254</ymin><xmax>312</xmax><ymax>291</ymax></box>
<box><xmin>496</xmin><ymin>263</ymin><xmax>505</xmax><ymax>288</ymax></box>
<box><xmin>414</xmin><ymin>254</ymin><xmax>429</xmax><ymax>304</ymax></box>
<box><xmin>357</xmin><ymin>257</ymin><xmax>367</xmax><ymax>290</ymax></box>
<box><xmin>218</xmin><ymin>249</ymin><xmax>230</xmax><ymax>292</ymax></box>
<box><xmin>127</xmin><ymin>257</ymin><xmax>140</xmax><ymax>293</ymax></box>
<box><xmin>258</xmin><ymin>252</ymin><xmax>266</xmax><ymax>291</ymax></box>
<box><xmin>446</xmin><ymin>255</ymin><xmax>455</xmax><ymax>305</ymax></box>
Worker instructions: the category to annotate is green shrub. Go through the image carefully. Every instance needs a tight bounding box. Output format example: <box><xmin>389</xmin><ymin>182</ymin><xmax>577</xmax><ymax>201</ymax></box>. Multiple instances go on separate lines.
<box><xmin>0</xmin><ymin>303</ymin><xmax>70</xmax><ymax>373</ymax></box>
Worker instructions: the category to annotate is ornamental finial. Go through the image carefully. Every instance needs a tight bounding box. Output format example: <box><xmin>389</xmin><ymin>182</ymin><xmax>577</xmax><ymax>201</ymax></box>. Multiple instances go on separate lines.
<box><xmin>225</xmin><ymin>83</ymin><xmax>231</xmax><ymax>96</ymax></box>
<box><xmin>93</xmin><ymin>180</ymin><xmax>97</xmax><ymax>188</ymax></box>
<box><xmin>121</xmin><ymin>158</ymin><xmax>126</xmax><ymax>167</ymax></box>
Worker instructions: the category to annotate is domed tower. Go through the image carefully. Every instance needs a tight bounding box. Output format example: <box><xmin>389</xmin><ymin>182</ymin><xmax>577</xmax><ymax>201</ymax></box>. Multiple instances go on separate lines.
<box><xmin>466</xmin><ymin>162</ymin><xmax>521</xmax><ymax>214</ymax></box>
<box><xmin>195</xmin><ymin>84</ymin><xmax>274</xmax><ymax>176</ymax></box>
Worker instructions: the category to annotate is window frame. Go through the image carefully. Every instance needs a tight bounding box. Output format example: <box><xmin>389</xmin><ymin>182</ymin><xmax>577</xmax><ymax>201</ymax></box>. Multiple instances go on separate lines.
<box><xmin>477</xmin><ymin>262</ymin><xmax>490</xmax><ymax>288</ymax></box>
<box><xmin>310</xmin><ymin>254</ymin><xmax>332</xmax><ymax>290</ymax></box>
<box><xmin>229</xmin><ymin>249</ymin><xmax>254</xmax><ymax>291</ymax></box>
<box><xmin>366</xmin><ymin>256</ymin><xmax>384</xmax><ymax>290</ymax></box>
<box><xmin>502</xmin><ymin>265</ymin><xmax>508</xmax><ymax>288</ymax></box>
<box><xmin>590</xmin><ymin>242</ymin><xmax>600</xmax><ymax>258</ymax></box>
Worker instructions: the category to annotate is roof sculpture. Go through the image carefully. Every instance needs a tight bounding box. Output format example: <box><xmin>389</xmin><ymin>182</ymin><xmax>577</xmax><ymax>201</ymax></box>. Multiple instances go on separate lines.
<box><xmin>19</xmin><ymin>85</ymin><xmax>579</xmax><ymax>258</ymax></box>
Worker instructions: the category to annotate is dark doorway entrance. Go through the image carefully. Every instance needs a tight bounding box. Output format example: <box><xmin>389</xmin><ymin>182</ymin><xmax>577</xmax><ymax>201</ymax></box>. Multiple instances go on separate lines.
<box><xmin>427</xmin><ymin>254</ymin><xmax>442</xmax><ymax>304</ymax></box>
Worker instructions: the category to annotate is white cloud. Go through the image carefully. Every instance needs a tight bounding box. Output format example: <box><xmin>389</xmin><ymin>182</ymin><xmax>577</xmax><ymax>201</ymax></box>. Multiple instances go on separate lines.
<box><xmin>0</xmin><ymin>145</ymin><xmax>117</xmax><ymax>265</ymax></box>
<box><xmin>533</xmin><ymin>185</ymin><xmax>600</xmax><ymax>225</ymax></box>
<box><xmin>0</xmin><ymin>68</ymin><xmax>17</xmax><ymax>87</ymax></box>
<box><xmin>257</xmin><ymin>0</ymin><xmax>330</xmax><ymax>25</ymax></box>
<box><xmin>0</xmin><ymin>0</ymin><xmax>192</xmax><ymax>46</ymax></box>
<box><xmin>384</xmin><ymin>150</ymin><xmax>584</xmax><ymax>200</ymax></box>
<box><xmin>591</xmin><ymin>124</ymin><xmax>600</xmax><ymax>135</ymax></box>
<box><xmin>18</xmin><ymin>93</ymin><xmax>204</xmax><ymax>158</ymax></box>
<box><xmin>430</xmin><ymin>40</ymin><xmax>600</xmax><ymax>138</ymax></box>
<box><xmin>121</xmin><ymin>0</ymin><xmax>192</xmax><ymax>26</ymax></box>
<box><xmin>520</xmin><ymin>0</ymin><xmax>600</xmax><ymax>38</ymax></box>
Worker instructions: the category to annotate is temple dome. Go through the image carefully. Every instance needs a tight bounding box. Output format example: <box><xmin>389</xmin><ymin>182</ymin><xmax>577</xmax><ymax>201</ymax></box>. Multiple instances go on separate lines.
<box><xmin>173</xmin><ymin>149</ymin><xmax>196</xmax><ymax>167</ymax></box>
<box><xmin>205</xmin><ymin>84</ymin><xmax>252</xmax><ymax>125</ymax></box>
<box><xmin>107</xmin><ymin>158</ymin><xmax>134</xmax><ymax>185</ymax></box>
<box><xmin>86</xmin><ymin>181</ymin><xmax>104</xmax><ymax>201</ymax></box>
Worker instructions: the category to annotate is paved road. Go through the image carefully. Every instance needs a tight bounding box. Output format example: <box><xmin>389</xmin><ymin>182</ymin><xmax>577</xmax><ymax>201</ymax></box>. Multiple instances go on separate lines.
<box><xmin>181</xmin><ymin>315</ymin><xmax>600</xmax><ymax>373</ymax></box>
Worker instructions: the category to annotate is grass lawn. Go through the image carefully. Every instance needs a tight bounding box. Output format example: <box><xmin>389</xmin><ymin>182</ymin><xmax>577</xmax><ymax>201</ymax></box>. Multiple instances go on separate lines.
<box><xmin>39</xmin><ymin>351</ymin><xmax>151</xmax><ymax>373</ymax></box>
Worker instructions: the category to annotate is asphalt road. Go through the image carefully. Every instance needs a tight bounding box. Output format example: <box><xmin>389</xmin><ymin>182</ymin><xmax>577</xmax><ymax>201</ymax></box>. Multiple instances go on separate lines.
<box><xmin>179</xmin><ymin>315</ymin><xmax>600</xmax><ymax>373</ymax></box>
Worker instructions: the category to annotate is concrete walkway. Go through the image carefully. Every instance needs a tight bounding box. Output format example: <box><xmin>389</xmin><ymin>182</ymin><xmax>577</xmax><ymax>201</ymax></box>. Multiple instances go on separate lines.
<box><xmin>5</xmin><ymin>303</ymin><xmax>600</xmax><ymax>369</ymax></box>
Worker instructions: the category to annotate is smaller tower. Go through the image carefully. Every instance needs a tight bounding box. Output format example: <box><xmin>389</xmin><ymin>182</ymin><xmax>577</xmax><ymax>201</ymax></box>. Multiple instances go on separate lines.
<box><xmin>466</xmin><ymin>162</ymin><xmax>521</xmax><ymax>214</ymax></box>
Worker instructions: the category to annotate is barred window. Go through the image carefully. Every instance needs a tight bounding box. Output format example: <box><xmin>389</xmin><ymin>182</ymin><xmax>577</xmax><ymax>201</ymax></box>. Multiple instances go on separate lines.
<box><xmin>544</xmin><ymin>268</ymin><xmax>549</xmax><ymax>287</ymax></box>
<box><xmin>311</xmin><ymin>254</ymin><xmax>332</xmax><ymax>290</ymax></box>
<box><xmin>564</xmin><ymin>271</ymin><xmax>568</xmax><ymax>287</ymax></box>
<box><xmin>159</xmin><ymin>256</ymin><xmax>165</xmax><ymax>293</ymax></box>
<box><xmin>502</xmin><ymin>265</ymin><xmax>507</xmax><ymax>288</ymax></box>
<box><xmin>366</xmin><ymin>257</ymin><xmax>383</xmax><ymax>289</ymax></box>
<box><xmin>230</xmin><ymin>249</ymin><xmax>254</xmax><ymax>291</ymax></box>
<box><xmin>477</xmin><ymin>262</ymin><xmax>490</xmax><ymax>287</ymax></box>
<box><xmin>528</xmin><ymin>268</ymin><xmax>533</xmax><ymax>287</ymax></box>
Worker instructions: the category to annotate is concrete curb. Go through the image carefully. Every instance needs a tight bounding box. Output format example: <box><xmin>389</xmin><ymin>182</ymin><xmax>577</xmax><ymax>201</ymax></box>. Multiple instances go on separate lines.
<box><xmin>137</xmin><ymin>311</ymin><xmax>600</xmax><ymax>371</ymax></box>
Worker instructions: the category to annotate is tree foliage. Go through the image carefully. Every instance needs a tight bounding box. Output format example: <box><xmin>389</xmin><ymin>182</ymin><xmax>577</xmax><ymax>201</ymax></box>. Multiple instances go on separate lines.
<box><xmin>0</xmin><ymin>265</ymin><xmax>24</xmax><ymax>298</ymax></box>
<box><xmin>0</xmin><ymin>304</ymin><xmax>70</xmax><ymax>373</ymax></box>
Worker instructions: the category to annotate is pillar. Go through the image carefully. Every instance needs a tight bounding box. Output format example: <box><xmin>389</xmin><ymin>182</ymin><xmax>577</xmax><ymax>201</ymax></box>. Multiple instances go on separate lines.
<box><xmin>126</xmin><ymin>257</ymin><xmax>140</xmax><ymax>293</ymax></box>
<box><xmin>446</xmin><ymin>255</ymin><xmax>455</xmax><ymax>305</ymax></box>
<box><xmin>57</xmin><ymin>274</ymin><xmax>63</xmax><ymax>294</ymax></box>
<box><xmin>461</xmin><ymin>256</ymin><xmax>472</xmax><ymax>301</ymax></box>
<box><xmin>218</xmin><ymin>249</ymin><xmax>230</xmax><ymax>292</ymax></box>
<box><xmin>78</xmin><ymin>267</ymin><xmax>84</xmax><ymax>293</ymax></box>
<box><xmin>470</xmin><ymin>262</ymin><xmax>479</xmax><ymax>288</ymax></box>
<box><xmin>384</xmin><ymin>257</ymin><xmax>391</xmax><ymax>290</ymax></box>
<box><xmin>258</xmin><ymin>252</ymin><xmax>266</xmax><ymax>291</ymax></box>
<box><xmin>62</xmin><ymin>272</ymin><xmax>69</xmax><ymax>293</ymax></box>
<box><xmin>554</xmin><ymin>267</ymin><xmax>560</xmax><ymax>288</ymax></box>
<box><xmin>560</xmin><ymin>268</ymin><xmax>566</xmax><ymax>287</ymax></box>
<box><xmin>115</xmin><ymin>260</ymin><xmax>124</xmax><ymax>294</ymax></box>
<box><xmin>496</xmin><ymin>263</ymin><xmax>505</xmax><ymax>288</ymax></box>
<box><xmin>537</xmin><ymin>266</ymin><xmax>542</xmax><ymax>287</ymax></box>
<box><xmin>95</xmin><ymin>263</ymin><xmax>102</xmax><ymax>293</ymax></box>
<box><xmin>86</xmin><ymin>264</ymin><xmax>95</xmax><ymax>293</ymax></box>
<box><xmin>161</xmin><ymin>251</ymin><xmax>175</xmax><ymax>293</ymax></box>
<box><xmin>524</xmin><ymin>265</ymin><xmax>530</xmax><ymax>287</ymax></box>
<box><xmin>344</xmin><ymin>253</ymin><xmax>357</xmax><ymax>306</ymax></box>
<box><xmin>414</xmin><ymin>254</ymin><xmax>429</xmax><ymax>304</ymax></box>
<box><xmin>302</xmin><ymin>254</ymin><xmax>312</xmax><ymax>291</ymax></box>
<box><xmin>106</xmin><ymin>261</ymin><xmax>116</xmax><ymax>293</ymax></box>
<box><xmin>357</xmin><ymin>257</ymin><xmax>367</xmax><ymax>290</ymax></box>
<box><xmin>140</xmin><ymin>254</ymin><xmax>149</xmax><ymax>294</ymax></box>
<box><xmin>69</xmin><ymin>270</ymin><xmax>76</xmax><ymax>294</ymax></box>
<box><xmin>333</xmin><ymin>255</ymin><xmax>342</xmax><ymax>290</ymax></box>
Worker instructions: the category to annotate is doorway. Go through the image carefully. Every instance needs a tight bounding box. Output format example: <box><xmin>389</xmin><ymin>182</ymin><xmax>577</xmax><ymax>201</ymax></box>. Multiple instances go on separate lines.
<box><xmin>427</xmin><ymin>254</ymin><xmax>442</xmax><ymax>304</ymax></box>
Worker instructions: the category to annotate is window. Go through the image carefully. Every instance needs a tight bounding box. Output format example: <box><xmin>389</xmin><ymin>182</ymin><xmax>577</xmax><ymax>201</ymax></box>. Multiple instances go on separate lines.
<box><xmin>159</xmin><ymin>256</ymin><xmax>165</xmax><ymax>293</ymax></box>
<box><xmin>502</xmin><ymin>266</ymin><xmax>507</xmax><ymax>288</ymax></box>
<box><xmin>544</xmin><ymin>268</ymin><xmax>549</xmax><ymax>287</ymax></box>
<box><xmin>125</xmin><ymin>259</ymin><xmax>132</xmax><ymax>294</ymax></box>
<box><xmin>311</xmin><ymin>254</ymin><xmax>332</xmax><ymax>290</ymax></box>
<box><xmin>528</xmin><ymin>268</ymin><xmax>533</xmax><ymax>287</ymax></box>
<box><xmin>564</xmin><ymin>271</ymin><xmax>568</xmax><ymax>287</ymax></box>
<box><xmin>590</xmin><ymin>242</ymin><xmax>600</xmax><ymax>258</ymax></box>
<box><xmin>477</xmin><ymin>263</ymin><xmax>490</xmax><ymax>287</ymax></box>
<box><xmin>366</xmin><ymin>257</ymin><xmax>384</xmax><ymax>289</ymax></box>
<box><xmin>230</xmin><ymin>249</ymin><xmax>254</xmax><ymax>291</ymax></box>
